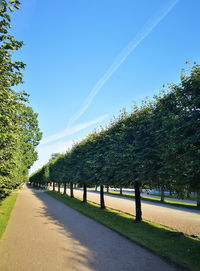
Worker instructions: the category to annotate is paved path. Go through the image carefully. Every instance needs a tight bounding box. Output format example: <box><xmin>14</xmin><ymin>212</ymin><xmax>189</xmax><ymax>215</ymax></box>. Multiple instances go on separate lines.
<box><xmin>60</xmin><ymin>188</ymin><xmax>200</xmax><ymax>236</ymax></box>
<box><xmin>0</xmin><ymin>185</ymin><xmax>179</xmax><ymax>271</ymax></box>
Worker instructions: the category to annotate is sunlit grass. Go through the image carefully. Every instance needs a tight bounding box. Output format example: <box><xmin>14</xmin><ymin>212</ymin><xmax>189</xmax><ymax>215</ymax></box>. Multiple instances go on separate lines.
<box><xmin>150</xmin><ymin>193</ymin><xmax>197</xmax><ymax>201</ymax></box>
<box><xmin>0</xmin><ymin>192</ymin><xmax>18</xmax><ymax>240</ymax></box>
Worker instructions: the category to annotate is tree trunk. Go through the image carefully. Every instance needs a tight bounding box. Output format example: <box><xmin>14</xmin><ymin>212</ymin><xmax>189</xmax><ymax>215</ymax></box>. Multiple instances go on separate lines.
<box><xmin>64</xmin><ymin>183</ymin><xmax>67</xmax><ymax>195</ymax></box>
<box><xmin>134</xmin><ymin>181</ymin><xmax>142</xmax><ymax>222</ymax></box>
<box><xmin>58</xmin><ymin>183</ymin><xmax>60</xmax><ymax>193</ymax></box>
<box><xmin>83</xmin><ymin>184</ymin><xmax>87</xmax><ymax>202</ymax></box>
<box><xmin>53</xmin><ymin>182</ymin><xmax>55</xmax><ymax>191</ymax></box>
<box><xmin>197</xmin><ymin>192</ymin><xmax>200</xmax><ymax>208</ymax></box>
<box><xmin>95</xmin><ymin>185</ymin><xmax>97</xmax><ymax>191</ymax></box>
<box><xmin>100</xmin><ymin>185</ymin><xmax>105</xmax><ymax>209</ymax></box>
<box><xmin>160</xmin><ymin>186</ymin><xmax>165</xmax><ymax>202</ymax></box>
<box><xmin>120</xmin><ymin>187</ymin><xmax>123</xmax><ymax>195</ymax></box>
<box><xmin>70</xmin><ymin>182</ymin><xmax>74</xmax><ymax>198</ymax></box>
<box><xmin>106</xmin><ymin>185</ymin><xmax>109</xmax><ymax>193</ymax></box>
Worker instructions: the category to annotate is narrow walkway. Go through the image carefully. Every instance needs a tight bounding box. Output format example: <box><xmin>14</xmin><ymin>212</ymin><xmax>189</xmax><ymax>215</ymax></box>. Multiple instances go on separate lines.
<box><xmin>0</xmin><ymin>185</ymin><xmax>179</xmax><ymax>271</ymax></box>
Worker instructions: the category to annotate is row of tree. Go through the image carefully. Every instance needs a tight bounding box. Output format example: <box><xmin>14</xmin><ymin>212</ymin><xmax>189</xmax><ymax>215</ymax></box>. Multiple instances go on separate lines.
<box><xmin>30</xmin><ymin>64</ymin><xmax>200</xmax><ymax>221</ymax></box>
<box><xmin>0</xmin><ymin>1</ymin><xmax>42</xmax><ymax>198</ymax></box>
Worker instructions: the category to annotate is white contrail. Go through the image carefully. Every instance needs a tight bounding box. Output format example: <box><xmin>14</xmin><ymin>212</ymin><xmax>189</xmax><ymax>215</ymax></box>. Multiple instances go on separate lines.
<box><xmin>40</xmin><ymin>114</ymin><xmax>108</xmax><ymax>145</ymax></box>
<box><xmin>67</xmin><ymin>0</ymin><xmax>179</xmax><ymax>128</ymax></box>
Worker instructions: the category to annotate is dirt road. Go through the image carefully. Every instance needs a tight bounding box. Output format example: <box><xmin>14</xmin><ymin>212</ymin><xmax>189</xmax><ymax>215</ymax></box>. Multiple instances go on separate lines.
<box><xmin>62</xmin><ymin>188</ymin><xmax>200</xmax><ymax>236</ymax></box>
<box><xmin>0</xmin><ymin>185</ymin><xmax>179</xmax><ymax>271</ymax></box>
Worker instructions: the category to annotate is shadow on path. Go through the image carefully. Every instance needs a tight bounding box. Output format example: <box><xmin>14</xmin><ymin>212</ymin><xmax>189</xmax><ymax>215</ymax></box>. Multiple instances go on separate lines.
<box><xmin>29</xmin><ymin>185</ymin><xmax>178</xmax><ymax>271</ymax></box>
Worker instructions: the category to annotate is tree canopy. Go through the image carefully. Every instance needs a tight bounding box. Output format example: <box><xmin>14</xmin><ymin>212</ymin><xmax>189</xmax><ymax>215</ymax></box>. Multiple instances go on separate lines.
<box><xmin>30</xmin><ymin>63</ymin><xmax>200</xmax><ymax>215</ymax></box>
<box><xmin>0</xmin><ymin>0</ymin><xmax>42</xmax><ymax>198</ymax></box>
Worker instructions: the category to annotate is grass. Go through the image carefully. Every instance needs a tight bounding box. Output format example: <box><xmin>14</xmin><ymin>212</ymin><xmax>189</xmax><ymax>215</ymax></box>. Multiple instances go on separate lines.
<box><xmin>100</xmin><ymin>190</ymin><xmax>198</xmax><ymax>210</ymax></box>
<box><xmin>150</xmin><ymin>193</ymin><xmax>197</xmax><ymax>201</ymax></box>
<box><xmin>47</xmin><ymin>190</ymin><xmax>200</xmax><ymax>271</ymax></box>
<box><xmin>0</xmin><ymin>192</ymin><xmax>18</xmax><ymax>240</ymax></box>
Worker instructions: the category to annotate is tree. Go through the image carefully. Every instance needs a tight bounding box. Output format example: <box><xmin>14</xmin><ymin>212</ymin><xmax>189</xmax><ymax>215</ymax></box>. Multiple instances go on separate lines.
<box><xmin>20</xmin><ymin>106</ymin><xmax>42</xmax><ymax>179</ymax></box>
<box><xmin>0</xmin><ymin>1</ymin><xmax>42</xmax><ymax>198</ymax></box>
<box><xmin>168</xmin><ymin>64</ymin><xmax>200</xmax><ymax>206</ymax></box>
<box><xmin>30</xmin><ymin>63</ymin><xmax>200</xmax><ymax>214</ymax></box>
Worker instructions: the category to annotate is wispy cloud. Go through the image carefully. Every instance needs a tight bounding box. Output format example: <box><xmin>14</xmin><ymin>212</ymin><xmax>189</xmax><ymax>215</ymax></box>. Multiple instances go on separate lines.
<box><xmin>30</xmin><ymin>0</ymin><xmax>179</xmax><ymax>175</ymax></box>
<box><xmin>67</xmin><ymin>0</ymin><xmax>179</xmax><ymax>128</ymax></box>
<box><xmin>41</xmin><ymin>114</ymin><xmax>108</xmax><ymax>145</ymax></box>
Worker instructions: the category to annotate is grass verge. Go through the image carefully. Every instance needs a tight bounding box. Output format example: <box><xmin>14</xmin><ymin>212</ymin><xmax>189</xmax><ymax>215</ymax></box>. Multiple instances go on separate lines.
<box><xmin>47</xmin><ymin>190</ymin><xmax>200</xmax><ymax>271</ymax></box>
<box><xmin>149</xmin><ymin>193</ymin><xmax>197</xmax><ymax>201</ymax></box>
<box><xmin>101</xmin><ymin>191</ymin><xmax>198</xmax><ymax>210</ymax></box>
<box><xmin>0</xmin><ymin>192</ymin><xmax>18</xmax><ymax>240</ymax></box>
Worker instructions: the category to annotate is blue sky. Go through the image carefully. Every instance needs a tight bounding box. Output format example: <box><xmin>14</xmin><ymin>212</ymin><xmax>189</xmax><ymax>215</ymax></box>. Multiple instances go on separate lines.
<box><xmin>10</xmin><ymin>0</ymin><xmax>200</xmax><ymax>174</ymax></box>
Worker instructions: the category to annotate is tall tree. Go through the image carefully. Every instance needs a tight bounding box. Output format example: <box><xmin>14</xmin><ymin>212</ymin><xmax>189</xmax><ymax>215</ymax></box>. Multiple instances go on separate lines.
<box><xmin>169</xmin><ymin>64</ymin><xmax>200</xmax><ymax>206</ymax></box>
<box><xmin>0</xmin><ymin>1</ymin><xmax>42</xmax><ymax>198</ymax></box>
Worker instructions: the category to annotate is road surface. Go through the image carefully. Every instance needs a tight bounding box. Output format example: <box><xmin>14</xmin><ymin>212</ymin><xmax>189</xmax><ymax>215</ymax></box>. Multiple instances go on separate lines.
<box><xmin>0</xmin><ymin>185</ymin><xmax>179</xmax><ymax>271</ymax></box>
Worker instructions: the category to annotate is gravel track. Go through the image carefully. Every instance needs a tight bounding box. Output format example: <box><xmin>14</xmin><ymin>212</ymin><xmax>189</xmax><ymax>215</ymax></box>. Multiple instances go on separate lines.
<box><xmin>63</xmin><ymin>188</ymin><xmax>200</xmax><ymax>236</ymax></box>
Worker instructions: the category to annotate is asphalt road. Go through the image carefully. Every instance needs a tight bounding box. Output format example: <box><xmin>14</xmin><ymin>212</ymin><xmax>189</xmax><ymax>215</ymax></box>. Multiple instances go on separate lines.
<box><xmin>0</xmin><ymin>185</ymin><xmax>179</xmax><ymax>271</ymax></box>
<box><xmin>60</xmin><ymin>188</ymin><xmax>200</xmax><ymax>236</ymax></box>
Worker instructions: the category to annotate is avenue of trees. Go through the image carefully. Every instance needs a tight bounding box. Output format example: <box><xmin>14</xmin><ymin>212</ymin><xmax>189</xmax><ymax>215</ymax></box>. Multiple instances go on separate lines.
<box><xmin>30</xmin><ymin>63</ymin><xmax>200</xmax><ymax>221</ymax></box>
<box><xmin>0</xmin><ymin>1</ymin><xmax>42</xmax><ymax>198</ymax></box>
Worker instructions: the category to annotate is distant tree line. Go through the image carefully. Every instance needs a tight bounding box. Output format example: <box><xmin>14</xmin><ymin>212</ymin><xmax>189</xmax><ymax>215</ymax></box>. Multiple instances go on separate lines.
<box><xmin>30</xmin><ymin>63</ymin><xmax>200</xmax><ymax>221</ymax></box>
<box><xmin>0</xmin><ymin>1</ymin><xmax>42</xmax><ymax>198</ymax></box>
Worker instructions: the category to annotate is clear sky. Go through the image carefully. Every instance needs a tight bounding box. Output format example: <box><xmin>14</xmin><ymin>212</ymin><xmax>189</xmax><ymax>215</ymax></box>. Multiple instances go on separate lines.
<box><xmin>10</xmin><ymin>0</ymin><xmax>200</xmax><ymax>174</ymax></box>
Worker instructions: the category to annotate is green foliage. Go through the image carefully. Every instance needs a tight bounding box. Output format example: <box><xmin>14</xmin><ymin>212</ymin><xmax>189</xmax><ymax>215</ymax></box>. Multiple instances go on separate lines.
<box><xmin>170</xmin><ymin>64</ymin><xmax>200</xmax><ymax>192</ymax></box>
<box><xmin>30</xmin><ymin>63</ymin><xmax>200</xmax><ymax>209</ymax></box>
<box><xmin>0</xmin><ymin>0</ymin><xmax>42</xmax><ymax>198</ymax></box>
<box><xmin>0</xmin><ymin>191</ymin><xmax>18</xmax><ymax>239</ymax></box>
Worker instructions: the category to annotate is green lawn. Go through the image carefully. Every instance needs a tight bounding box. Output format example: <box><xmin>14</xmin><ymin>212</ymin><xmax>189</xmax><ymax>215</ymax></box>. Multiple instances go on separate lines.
<box><xmin>47</xmin><ymin>190</ymin><xmax>200</xmax><ymax>271</ymax></box>
<box><xmin>0</xmin><ymin>192</ymin><xmax>18</xmax><ymax>240</ymax></box>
